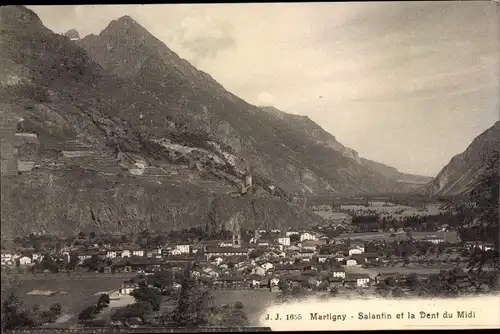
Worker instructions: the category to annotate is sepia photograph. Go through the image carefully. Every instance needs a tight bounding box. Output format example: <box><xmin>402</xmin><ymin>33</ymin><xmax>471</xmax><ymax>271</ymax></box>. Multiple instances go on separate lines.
<box><xmin>0</xmin><ymin>1</ymin><xmax>499</xmax><ymax>332</ymax></box>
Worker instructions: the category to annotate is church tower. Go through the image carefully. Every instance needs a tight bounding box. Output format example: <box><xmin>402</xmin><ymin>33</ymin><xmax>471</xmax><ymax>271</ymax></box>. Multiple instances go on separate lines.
<box><xmin>230</xmin><ymin>212</ymin><xmax>243</xmax><ymax>248</ymax></box>
<box><xmin>232</xmin><ymin>230</ymin><xmax>242</xmax><ymax>248</ymax></box>
<box><xmin>244</xmin><ymin>165</ymin><xmax>253</xmax><ymax>195</ymax></box>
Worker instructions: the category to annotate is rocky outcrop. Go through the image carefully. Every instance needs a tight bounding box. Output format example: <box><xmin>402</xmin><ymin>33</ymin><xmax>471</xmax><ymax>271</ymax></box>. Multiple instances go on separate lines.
<box><xmin>421</xmin><ymin>121</ymin><xmax>499</xmax><ymax>196</ymax></box>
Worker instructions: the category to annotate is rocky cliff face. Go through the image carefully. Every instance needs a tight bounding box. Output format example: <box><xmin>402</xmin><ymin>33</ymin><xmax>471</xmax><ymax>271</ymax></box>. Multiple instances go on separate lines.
<box><xmin>421</xmin><ymin>121</ymin><xmax>499</xmax><ymax>196</ymax></box>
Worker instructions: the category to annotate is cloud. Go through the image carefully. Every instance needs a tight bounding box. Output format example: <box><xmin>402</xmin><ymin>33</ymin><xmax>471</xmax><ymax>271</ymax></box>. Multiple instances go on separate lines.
<box><xmin>174</xmin><ymin>17</ymin><xmax>236</xmax><ymax>65</ymax></box>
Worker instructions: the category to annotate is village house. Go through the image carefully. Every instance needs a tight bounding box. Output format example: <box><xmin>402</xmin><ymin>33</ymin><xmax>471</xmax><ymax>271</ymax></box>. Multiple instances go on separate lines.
<box><xmin>464</xmin><ymin>241</ymin><xmax>495</xmax><ymax>252</ymax></box>
<box><xmin>317</xmin><ymin>255</ymin><xmax>329</xmax><ymax>263</ymax></box>
<box><xmin>344</xmin><ymin>273</ymin><xmax>371</xmax><ymax>288</ymax></box>
<box><xmin>301</xmin><ymin>239</ymin><xmax>326</xmax><ymax>251</ymax></box>
<box><xmin>76</xmin><ymin>253</ymin><xmax>93</xmax><ymax>263</ymax></box>
<box><xmin>269</xmin><ymin>277</ymin><xmax>280</xmax><ymax>288</ymax></box>
<box><xmin>226</xmin><ymin>255</ymin><xmax>247</xmax><ymax>268</ymax></box>
<box><xmin>215</xmin><ymin>276</ymin><xmax>246</xmax><ymax>288</ymax></box>
<box><xmin>121</xmin><ymin>249</ymin><xmax>131</xmax><ymax>258</ymax></box>
<box><xmin>345</xmin><ymin>258</ymin><xmax>358</xmax><ymax>266</ymax></box>
<box><xmin>411</xmin><ymin>231</ymin><xmax>460</xmax><ymax>244</ymax></box>
<box><xmin>258</xmin><ymin>261</ymin><xmax>274</xmax><ymax>271</ymax></box>
<box><xmin>144</xmin><ymin>249</ymin><xmax>162</xmax><ymax>258</ymax></box>
<box><xmin>208</xmin><ymin>256</ymin><xmax>224</xmax><ymax>266</ymax></box>
<box><xmin>276</xmin><ymin>236</ymin><xmax>291</xmax><ymax>247</ymax></box>
<box><xmin>348</xmin><ymin>245</ymin><xmax>365</xmax><ymax>256</ymax></box>
<box><xmin>205</xmin><ymin>246</ymin><xmax>248</xmax><ymax>260</ymax></box>
<box><xmin>424</xmin><ymin>236</ymin><xmax>444</xmax><ymax>244</ymax></box>
<box><xmin>332</xmin><ymin>267</ymin><xmax>346</xmax><ymax>279</ymax></box>
<box><xmin>333</xmin><ymin>252</ymin><xmax>347</xmax><ymax>262</ymax></box>
<box><xmin>328</xmin><ymin>277</ymin><xmax>344</xmax><ymax>288</ymax></box>
<box><xmin>219</xmin><ymin>240</ymin><xmax>234</xmax><ymax>247</ymax></box>
<box><xmin>285</xmin><ymin>231</ymin><xmax>299</xmax><ymax>237</ymax></box>
<box><xmin>296</xmin><ymin>249</ymin><xmax>315</xmax><ymax>261</ymax></box>
<box><xmin>119</xmin><ymin>282</ymin><xmax>138</xmax><ymax>295</ymax></box>
<box><xmin>132</xmin><ymin>249</ymin><xmax>144</xmax><ymax>257</ymax></box>
<box><xmin>202</xmin><ymin>267</ymin><xmax>220</xmax><ymax>279</ymax></box>
<box><xmin>251</xmin><ymin>266</ymin><xmax>267</xmax><ymax>276</ymax></box>
<box><xmin>257</xmin><ymin>239</ymin><xmax>272</xmax><ymax>247</ymax></box>
<box><xmin>300</xmin><ymin>232</ymin><xmax>317</xmax><ymax>242</ymax></box>
<box><xmin>106</xmin><ymin>250</ymin><xmax>118</xmax><ymax>259</ymax></box>
<box><xmin>248</xmin><ymin>274</ymin><xmax>262</xmax><ymax>288</ymax></box>
<box><xmin>1</xmin><ymin>251</ymin><xmax>14</xmax><ymax>265</ymax></box>
<box><xmin>62</xmin><ymin>251</ymin><xmax>71</xmax><ymax>263</ymax></box>
<box><xmin>31</xmin><ymin>252</ymin><xmax>43</xmax><ymax>262</ymax></box>
<box><xmin>351</xmin><ymin>253</ymin><xmax>380</xmax><ymax>264</ymax></box>
<box><xmin>375</xmin><ymin>273</ymin><xmax>409</xmax><ymax>285</ymax></box>
<box><xmin>19</xmin><ymin>255</ymin><xmax>32</xmax><ymax>265</ymax></box>
<box><xmin>361</xmin><ymin>253</ymin><xmax>381</xmax><ymax>263</ymax></box>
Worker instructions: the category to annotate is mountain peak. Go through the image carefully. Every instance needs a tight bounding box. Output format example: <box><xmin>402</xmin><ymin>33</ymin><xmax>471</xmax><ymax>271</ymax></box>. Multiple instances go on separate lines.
<box><xmin>105</xmin><ymin>15</ymin><xmax>148</xmax><ymax>36</ymax></box>
<box><xmin>115</xmin><ymin>15</ymin><xmax>139</xmax><ymax>26</ymax></box>
<box><xmin>64</xmin><ymin>28</ymin><xmax>80</xmax><ymax>40</ymax></box>
<box><xmin>0</xmin><ymin>5</ymin><xmax>45</xmax><ymax>31</ymax></box>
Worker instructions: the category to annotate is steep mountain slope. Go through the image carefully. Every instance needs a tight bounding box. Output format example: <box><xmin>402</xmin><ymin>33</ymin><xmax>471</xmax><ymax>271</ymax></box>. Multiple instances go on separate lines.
<box><xmin>259</xmin><ymin>106</ymin><xmax>361</xmax><ymax>162</ymax></box>
<box><xmin>260</xmin><ymin>106</ymin><xmax>433</xmax><ymax>190</ymax></box>
<box><xmin>78</xmin><ymin>15</ymin><xmax>413</xmax><ymax>196</ymax></box>
<box><xmin>0</xmin><ymin>6</ymin><xmax>322</xmax><ymax>238</ymax></box>
<box><xmin>421</xmin><ymin>121</ymin><xmax>500</xmax><ymax>196</ymax></box>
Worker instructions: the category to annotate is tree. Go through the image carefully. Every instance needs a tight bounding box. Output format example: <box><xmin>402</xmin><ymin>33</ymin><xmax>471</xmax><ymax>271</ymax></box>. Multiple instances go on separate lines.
<box><xmin>329</xmin><ymin>286</ymin><xmax>339</xmax><ymax>297</ymax></box>
<box><xmin>375</xmin><ymin>282</ymin><xmax>390</xmax><ymax>298</ymax></box>
<box><xmin>290</xmin><ymin>234</ymin><xmax>300</xmax><ymax>243</ymax></box>
<box><xmin>224</xmin><ymin>305</ymin><xmax>249</xmax><ymax>327</ymax></box>
<box><xmin>82</xmin><ymin>255</ymin><xmax>100</xmax><ymax>272</ymax></box>
<box><xmin>147</xmin><ymin>270</ymin><xmax>174</xmax><ymax>292</ymax></box>
<box><xmin>172</xmin><ymin>266</ymin><xmax>214</xmax><ymax>328</ymax></box>
<box><xmin>78</xmin><ymin>305</ymin><xmax>97</xmax><ymax>323</ymax></box>
<box><xmin>111</xmin><ymin>301</ymin><xmax>152</xmax><ymax>326</ymax></box>
<box><xmin>406</xmin><ymin>273</ymin><xmax>421</xmax><ymax>291</ymax></box>
<box><xmin>49</xmin><ymin>302</ymin><xmax>62</xmax><ymax>316</ymax></box>
<box><xmin>384</xmin><ymin>276</ymin><xmax>396</xmax><ymax>287</ymax></box>
<box><xmin>40</xmin><ymin>310</ymin><xmax>58</xmax><ymax>324</ymax></box>
<box><xmin>2</xmin><ymin>292</ymin><xmax>36</xmax><ymax>331</ymax></box>
<box><xmin>277</xmin><ymin>278</ymin><xmax>289</xmax><ymax>295</ymax></box>
<box><xmin>41</xmin><ymin>254</ymin><xmax>59</xmax><ymax>273</ymax></box>
<box><xmin>131</xmin><ymin>284</ymin><xmax>161</xmax><ymax>311</ymax></box>
<box><xmin>392</xmin><ymin>287</ymin><xmax>404</xmax><ymax>298</ymax></box>
<box><xmin>97</xmin><ymin>294</ymin><xmax>110</xmax><ymax>311</ymax></box>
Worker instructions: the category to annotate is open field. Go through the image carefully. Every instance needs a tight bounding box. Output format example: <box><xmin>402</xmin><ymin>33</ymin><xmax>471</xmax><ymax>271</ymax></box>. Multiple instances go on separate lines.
<box><xmin>344</xmin><ymin>264</ymin><xmax>458</xmax><ymax>278</ymax></box>
<box><xmin>340</xmin><ymin>201</ymin><xmax>448</xmax><ymax>219</ymax></box>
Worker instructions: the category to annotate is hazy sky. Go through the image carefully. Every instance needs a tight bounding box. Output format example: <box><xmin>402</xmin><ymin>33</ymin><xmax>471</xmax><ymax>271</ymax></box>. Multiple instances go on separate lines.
<box><xmin>29</xmin><ymin>2</ymin><xmax>499</xmax><ymax>177</ymax></box>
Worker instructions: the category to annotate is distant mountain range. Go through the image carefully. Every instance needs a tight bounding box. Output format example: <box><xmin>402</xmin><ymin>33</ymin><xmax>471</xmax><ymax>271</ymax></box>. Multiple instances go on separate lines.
<box><xmin>421</xmin><ymin>121</ymin><xmax>499</xmax><ymax>197</ymax></box>
<box><xmin>0</xmin><ymin>6</ymin><xmax>433</xmax><ymax>237</ymax></box>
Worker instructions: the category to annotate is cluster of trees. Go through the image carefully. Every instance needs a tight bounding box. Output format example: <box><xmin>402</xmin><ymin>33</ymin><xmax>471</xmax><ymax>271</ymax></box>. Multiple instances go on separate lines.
<box><xmin>78</xmin><ymin>293</ymin><xmax>110</xmax><ymax>325</ymax></box>
<box><xmin>276</xmin><ymin>278</ymin><xmax>340</xmax><ymax>303</ymax></box>
<box><xmin>108</xmin><ymin>265</ymin><xmax>250</xmax><ymax>328</ymax></box>
<box><xmin>375</xmin><ymin>267</ymin><xmax>499</xmax><ymax>299</ymax></box>
<box><xmin>1</xmin><ymin>277</ymin><xmax>63</xmax><ymax>331</ymax></box>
